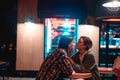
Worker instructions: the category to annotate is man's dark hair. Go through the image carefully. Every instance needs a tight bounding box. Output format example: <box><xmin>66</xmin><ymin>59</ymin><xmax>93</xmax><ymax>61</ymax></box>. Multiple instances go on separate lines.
<box><xmin>58</xmin><ymin>36</ymin><xmax>73</xmax><ymax>51</ymax></box>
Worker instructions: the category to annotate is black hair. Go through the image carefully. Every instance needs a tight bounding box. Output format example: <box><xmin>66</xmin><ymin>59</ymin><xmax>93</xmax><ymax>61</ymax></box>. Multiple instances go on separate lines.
<box><xmin>58</xmin><ymin>36</ymin><xmax>73</xmax><ymax>51</ymax></box>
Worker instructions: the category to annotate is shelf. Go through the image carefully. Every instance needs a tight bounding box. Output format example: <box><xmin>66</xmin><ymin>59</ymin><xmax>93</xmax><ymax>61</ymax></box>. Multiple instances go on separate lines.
<box><xmin>100</xmin><ymin>45</ymin><xmax>120</xmax><ymax>49</ymax></box>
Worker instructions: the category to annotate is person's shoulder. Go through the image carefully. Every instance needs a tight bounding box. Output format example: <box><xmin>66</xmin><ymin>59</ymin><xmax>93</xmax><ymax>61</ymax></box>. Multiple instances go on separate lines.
<box><xmin>57</xmin><ymin>49</ymin><xmax>67</xmax><ymax>58</ymax></box>
<box><xmin>71</xmin><ymin>52</ymin><xmax>79</xmax><ymax>58</ymax></box>
<box><xmin>86</xmin><ymin>51</ymin><xmax>94</xmax><ymax>57</ymax></box>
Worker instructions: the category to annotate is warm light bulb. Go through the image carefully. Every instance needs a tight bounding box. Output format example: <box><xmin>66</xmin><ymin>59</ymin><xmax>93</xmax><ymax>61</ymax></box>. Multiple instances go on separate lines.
<box><xmin>102</xmin><ymin>1</ymin><xmax>120</xmax><ymax>7</ymax></box>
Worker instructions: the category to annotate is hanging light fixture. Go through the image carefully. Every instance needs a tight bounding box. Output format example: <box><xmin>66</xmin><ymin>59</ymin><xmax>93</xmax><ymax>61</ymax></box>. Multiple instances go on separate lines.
<box><xmin>102</xmin><ymin>0</ymin><xmax>120</xmax><ymax>11</ymax></box>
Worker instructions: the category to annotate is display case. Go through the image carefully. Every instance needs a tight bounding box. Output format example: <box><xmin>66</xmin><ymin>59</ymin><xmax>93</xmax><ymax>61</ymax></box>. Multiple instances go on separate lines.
<box><xmin>99</xmin><ymin>18</ymin><xmax>120</xmax><ymax>79</ymax></box>
<box><xmin>44</xmin><ymin>18</ymin><xmax>79</xmax><ymax>58</ymax></box>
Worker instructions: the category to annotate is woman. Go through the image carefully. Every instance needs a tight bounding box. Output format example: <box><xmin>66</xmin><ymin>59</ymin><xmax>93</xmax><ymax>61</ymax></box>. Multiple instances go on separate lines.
<box><xmin>35</xmin><ymin>36</ymin><xmax>75</xmax><ymax>80</ymax></box>
<box><xmin>71</xmin><ymin>36</ymin><xmax>101</xmax><ymax>80</ymax></box>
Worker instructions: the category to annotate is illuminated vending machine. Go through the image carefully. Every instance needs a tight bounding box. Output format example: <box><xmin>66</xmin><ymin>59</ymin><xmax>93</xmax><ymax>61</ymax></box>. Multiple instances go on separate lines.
<box><xmin>44</xmin><ymin>18</ymin><xmax>79</xmax><ymax>58</ymax></box>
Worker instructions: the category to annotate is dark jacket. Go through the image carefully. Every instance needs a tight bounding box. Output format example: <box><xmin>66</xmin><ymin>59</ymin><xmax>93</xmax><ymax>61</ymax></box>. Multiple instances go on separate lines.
<box><xmin>72</xmin><ymin>51</ymin><xmax>101</xmax><ymax>80</ymax></box>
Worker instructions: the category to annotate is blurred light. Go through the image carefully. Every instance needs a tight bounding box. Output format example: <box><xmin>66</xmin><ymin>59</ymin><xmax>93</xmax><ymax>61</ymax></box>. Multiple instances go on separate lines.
<box><xmin>102</xmin><ymin>1</ymin><xmax>120</xmax><ymax>7</ymax></box>
<box><xmin>46</xmin><ymin>19</ymin><xmax>52</xmax><ymax>53</ymax></box>
<box><xmin>24</xmin><ymin>22</ymin><xmax>34</xmax><ymax>25</ymax></box>
<box><xmin>65</xmin><ymin>18</ymin><xmax>69</xmax><ymax>21</ymax></box>
<box><xmin>102</xmin><ymin>1</ymin><xmax>120</xmax><ymax>11</ymax></box>
<box><xmin>24</xmin><ymin>18</ymin><xmax>34</xmax><ymax>24</ymax></box>
<box><xmin>63</xmin><ymin>32</ymin><xmax>70</xmax><ymax>36</ymax></box>
<box><xmin>62</xmin><ymin>22</ymin><xmax>71</xmax><ymax>28</ymax></box>
<box><xmin>113</xmin><ymin>34</ymin><xmax>120</xmax><ymax>40</ymax></box>
<box><xmin>103</xmin><ymin>18</ymin><xmax>120</xmax><ymax>22</ymax></box>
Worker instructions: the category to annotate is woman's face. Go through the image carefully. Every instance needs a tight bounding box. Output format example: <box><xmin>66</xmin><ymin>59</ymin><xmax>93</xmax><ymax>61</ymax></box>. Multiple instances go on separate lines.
<box><xmin>68</xmin><ymin>41</ymin><xmax>74</xmax><ymax>50</ymax></box>
<box><xmin>76</xmin><ymin>38</ymin><xmax>86</xmax><ymax>50</ymax></box>
<box><xmin>68</xmin><ymin>40</ymin><xmax>74</xmax><ymax>52</ymax></box>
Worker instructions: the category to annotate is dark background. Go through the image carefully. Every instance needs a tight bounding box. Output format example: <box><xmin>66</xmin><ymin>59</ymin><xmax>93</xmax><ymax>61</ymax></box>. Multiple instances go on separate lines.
<box><xmin>0</xmin><ymin>0</ymin><xmax>98</xmax><ymax>44</ymax></box>
<box><xmin>0</xmin><ymin>1</ymin><xmax>17</xmax><ymax>76</ymax></box>
<box><xmin>0</xmin><ymin>0</ymin><xmax>17</xmax><ymax>44</ymax></box>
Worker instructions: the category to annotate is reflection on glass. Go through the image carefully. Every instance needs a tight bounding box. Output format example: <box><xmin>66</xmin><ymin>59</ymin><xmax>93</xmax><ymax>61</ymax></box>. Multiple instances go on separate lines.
<box><xmin>100</xmin><ymin>23</ymin><xmax>120</xmax><ymax>48</ymax></box>
<box><xmin>44</xmin><ymin>18</ymin><xmax>78</xmax><ymax>58</ymax></box>
<box><xmin>100</xmin><ymin>63</ymin><xmax>106</xmax><ymax>67</ymax></box>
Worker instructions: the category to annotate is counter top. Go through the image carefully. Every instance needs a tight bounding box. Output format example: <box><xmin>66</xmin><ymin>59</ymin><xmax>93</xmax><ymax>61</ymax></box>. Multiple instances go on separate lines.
<box><xmin>69</xmin><ymin>73</ymin><xmax>92</xmax><ymax>79</ymax></box>
<box><xmin>98</xmin><ymin>67</ymin><xmax>113</xmax><ymax>74</ymax></box>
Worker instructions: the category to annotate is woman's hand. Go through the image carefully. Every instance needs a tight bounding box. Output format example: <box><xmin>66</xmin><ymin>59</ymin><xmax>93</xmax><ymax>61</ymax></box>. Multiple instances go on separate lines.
<box><xmin>67</xmin><ymin>57</ymin><xmax>75</xmax><ymax>65</ymax></box>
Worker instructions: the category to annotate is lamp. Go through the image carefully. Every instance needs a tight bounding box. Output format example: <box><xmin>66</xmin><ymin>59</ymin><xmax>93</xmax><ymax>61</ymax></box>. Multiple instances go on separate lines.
<box><xmin>24</xmin><ymin>17</ymin><xmax>34</xmax><ymax>24</ymax></box>
<box><xmin>102</xmin><ymin>0</ymin><xmax>120</xmax><ymax>11</ymax></box>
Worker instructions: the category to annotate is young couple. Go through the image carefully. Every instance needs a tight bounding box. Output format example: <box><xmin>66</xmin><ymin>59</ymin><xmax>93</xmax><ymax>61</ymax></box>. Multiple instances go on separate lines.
<box><xmin>36</xmin><ymin>36</ymin><xmax>101</xmax><ymax>80</ymax></box>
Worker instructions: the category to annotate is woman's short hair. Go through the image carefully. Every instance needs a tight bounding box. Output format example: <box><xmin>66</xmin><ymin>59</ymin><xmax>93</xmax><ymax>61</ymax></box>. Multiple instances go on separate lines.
<box><xmin>80</xmin><ymin>36</ymin><xmax>93</xmax><ymax>50</ymax></box>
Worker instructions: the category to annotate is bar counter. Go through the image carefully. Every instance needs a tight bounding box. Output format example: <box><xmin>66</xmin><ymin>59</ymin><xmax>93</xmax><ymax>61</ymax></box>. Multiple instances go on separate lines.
<box><xmin>0</xmin><ymin>61</ymin><xmax>6</xmax><ymax>65</ymax></box>
<box><xmin>69</xmin><ymin>73</ymin><xmax>92</xmax><ymax>79</ymax></box>
<box><xmin>98</xmin><ymin>67</ymin><xmax>113</xmax><ymax>74</ymax></box>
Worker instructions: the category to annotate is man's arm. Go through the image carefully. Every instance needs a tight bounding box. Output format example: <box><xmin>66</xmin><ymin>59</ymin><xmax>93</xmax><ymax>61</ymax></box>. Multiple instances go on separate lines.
<box><xmin>57</xmin><ymin>53</ymin><xmax>74</xmax><ymax>75</ymax></box>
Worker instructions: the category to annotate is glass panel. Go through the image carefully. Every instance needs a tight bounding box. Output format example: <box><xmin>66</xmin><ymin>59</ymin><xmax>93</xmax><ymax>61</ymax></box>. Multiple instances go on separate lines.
<box><xmin>108</xmin><ymin>23</ymin><xmax>120</xmax><ymax>48</ymax></box>
<box><xmin>44</xmin><ymin>18</ymin><xmax>78</xmax><ymax>58</ymax></box>
<box><xmin>100</xmin><ymin>23</ymin><xmax>107</xmax><ymax>48</ymax></box>
<box><xmin>99</xmin><ymin>21</ymin><xmax>120</xmax><ymax>79</ymax></box>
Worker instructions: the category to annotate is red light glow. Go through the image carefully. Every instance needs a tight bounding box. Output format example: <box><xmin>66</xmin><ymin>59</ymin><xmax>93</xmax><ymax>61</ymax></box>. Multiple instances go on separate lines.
<box><xmin>103</xmin><ymin>19</ymin><xmax>120</xmax><ymax>22</ymax></box>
